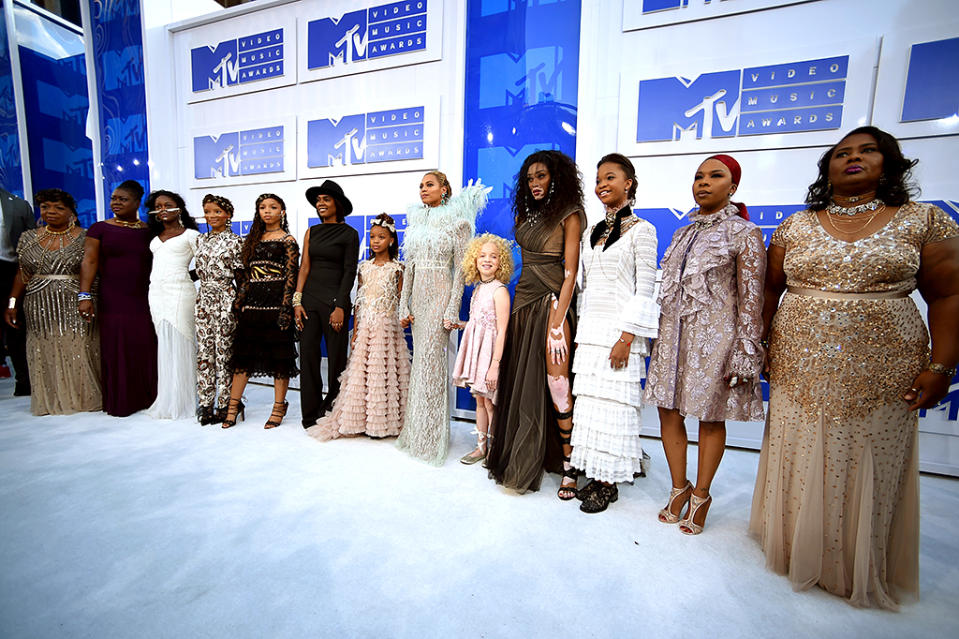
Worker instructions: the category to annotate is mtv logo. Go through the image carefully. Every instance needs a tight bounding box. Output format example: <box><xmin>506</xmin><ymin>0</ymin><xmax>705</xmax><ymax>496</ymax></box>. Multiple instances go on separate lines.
<box><xmin>477</xmin><ymin>143</ymin><xmax>553</xmax><ymax>200</ymax></box>
<box><xmin>105</xmin><ymin>115</ymin><xmax>147</xmax><ymax>155</ymax></box>
<box><xmin>191</xmin><ymin>30</ymin><xmax>284</xmax><ymax>93</ymax></box>
<box><xmin>102</xmin><ymin>45</ymin><xmax>143</xmax><ymax>91</ymax></box>
<box><xmin>637</xmin><ymin>70</ymin><xmax>741</xmax><ymax>142</ymax></box>
<box><xmin>194</xmin><ymin>126</ymin><xmax>285</xmax><ymax>179</ymax></box>
<box><xmin>307</xmin><ymin>114</ymin><xmax>367</xmax><ymax>168</ymax></box>
<box><xmin>192</xmin><ymin>40</ymin><xmax>238</xmax><ymax>92</ymax></box>
<box><xmin>194</xmin><ymin>132</ymin><xmax>241</xmax><ymax>179</ymax></box>
<box><xmin>308</xmin><ymin>1</ymin><xmax>427</xmax><ymax>70</ymax></box>
<box><xmin>36</xmin><ymin>81</ymin><xmax>87</xmax><ymax>128</ymax></box>
<box><xmin>478</xmin><ymin>47</ymin><xmax>565</xmax><ymax>109</ymax></box>
<box><xmin>41</xmin><ymin>138</ymin><xmax>94</xmax><ymax>179</ymax></box>
<box><xmin>901</xmin><ymin>37</ymin><xmax>959</xmax><ymax>122</ymax></box>
<box><xmin>307</xmin><ymin>9</ymin><xmax>368</xmax><ymax>69</ymax></box>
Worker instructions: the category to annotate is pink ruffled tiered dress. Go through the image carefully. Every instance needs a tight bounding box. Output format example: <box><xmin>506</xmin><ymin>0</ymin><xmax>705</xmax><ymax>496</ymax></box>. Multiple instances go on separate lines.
<box><xmin>308</xmin><ymin>260</ymin><xmax>410</xmax><ymax>440</ymax></box>
<box><xmin>452</xmin><ymin>280</ymin><xmax>505</xmax><ymax>403</ymax></box>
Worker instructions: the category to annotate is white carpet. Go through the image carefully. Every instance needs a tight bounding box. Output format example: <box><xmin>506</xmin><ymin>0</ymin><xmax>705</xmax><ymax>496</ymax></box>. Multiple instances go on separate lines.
<box><xmin>1</xmin><ymin>378</ymin><xmax>957</xmax><ymax>638</ymax></box>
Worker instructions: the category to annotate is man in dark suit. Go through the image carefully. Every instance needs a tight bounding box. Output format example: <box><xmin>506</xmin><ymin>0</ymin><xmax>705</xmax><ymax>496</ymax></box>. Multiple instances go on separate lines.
<box><xmin>1</xmin><ymin>186</ymin><xmax>36</xmax><ymax>395</ymax></box>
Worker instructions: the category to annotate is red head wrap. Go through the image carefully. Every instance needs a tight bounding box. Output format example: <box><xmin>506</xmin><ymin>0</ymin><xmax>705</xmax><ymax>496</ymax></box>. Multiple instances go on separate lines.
<box><xmin>705</xmin><ymin>154</ymin><xmax>748</xmax><ymax>220</ymax></box>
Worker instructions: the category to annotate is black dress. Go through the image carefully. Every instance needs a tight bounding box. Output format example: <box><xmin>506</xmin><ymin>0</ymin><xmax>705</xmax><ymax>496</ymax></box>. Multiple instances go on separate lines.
<box><xmin>300</xmin><ymin>222</ymin><xmax>359</xmax><ymax>425</ymax></box>
<box><xmin>231</xmin><ymin>236</ymin><xmax>300</xmax><ymax>379</ymax></box>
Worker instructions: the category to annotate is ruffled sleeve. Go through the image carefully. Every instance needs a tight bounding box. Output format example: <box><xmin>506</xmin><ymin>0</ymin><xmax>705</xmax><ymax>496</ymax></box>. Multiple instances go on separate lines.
<box><xmin>725</xmin><ymin>226</ymin><xmax>766</xmax><ymax>380</ymax></box>
<box><xmin>619</xmin><ymin>220</ymin><xmax>659</xmax><ymax>338</ymax></box>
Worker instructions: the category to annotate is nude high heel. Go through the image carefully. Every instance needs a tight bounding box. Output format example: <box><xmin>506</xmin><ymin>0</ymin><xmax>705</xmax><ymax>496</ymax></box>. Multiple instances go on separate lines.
<box><xmin>679</xmin><ymin>493</ymin><xmax>712</xmax><ymax>535</ymax></box>
<box><xmin>658</xmin><ymin>481</ymin><xmax>693</xmax><ymax>524</ymax></box>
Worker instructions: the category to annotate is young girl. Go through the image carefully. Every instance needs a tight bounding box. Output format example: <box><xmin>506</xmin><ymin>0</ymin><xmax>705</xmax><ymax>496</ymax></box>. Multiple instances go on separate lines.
<box><xmin>308</xmin><ymin>214</ymin><xmax>411</xmax><ymax>440</ymax></box>
<box><xmin>222</xmin><ymin>193</ymin><xmax>300</xmax><ymax>429</ymax></box>
<box><xmin>452</xmin><ymin>233</ymin><xmax>513</xmax><ymax>465</ymax></box>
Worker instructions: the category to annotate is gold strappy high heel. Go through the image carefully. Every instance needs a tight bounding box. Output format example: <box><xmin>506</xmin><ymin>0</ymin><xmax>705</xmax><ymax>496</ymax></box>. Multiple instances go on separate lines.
<box><xmin>679</xmin><ymin>493</ymin><xmax>712</xmax><ymax>535</ymax></box>
<box><xmin>658</xmin><ymin>481</ymin><xmax>692</xmax><ymax>524</ymax></box>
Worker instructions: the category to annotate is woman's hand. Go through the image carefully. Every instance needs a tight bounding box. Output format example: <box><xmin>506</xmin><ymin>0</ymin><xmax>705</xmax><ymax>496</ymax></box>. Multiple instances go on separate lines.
<box><xmin>904</xmin><ymin>369</ymin><xmax>953</xmax><ymax>410</ymax></box>
<box><xmin>485</xmin><ymin>361</ymin><xmax>500</xmax><ymax>392</ymax></box>
<box><xmin>608</xmin><ymin>340</ymin><xmax>630</xmax><ymax>370</ymax></box>
<box><xmin>78</xmin><ymin>299</ymin><xmax>95</xmax><ymax>323</ymax></box>
<box><xmin>330</xmin><ymin>307</ymin><xmax>345</xmax><ymax>332</ymax></box>
<box><xmin>4</xmin><ymin>308</ymin><xmax>17</xmax><ymax>329</ymax></box>
<box><xmin>400</xmin><ymin>315</ymin><xmax>413</xmax><ymax>328</ymax></box>
<box><xmin>724</xmin><ymin>373</ymin><xmax>751</xmax><ymax>388</ymax></box>
<box><xmin>294</xmin><ymin>305</ymin><xmax>308</xmax><ymax>331</ymax></box>
<box><xmin>546</xmin><ymin>323</ymin><xmax>568</xmax><ymax>365</ymax></box>
<box><xmin>443</xmin><ymin>318</ymin><xmax>462</xmax><ymax>331</ymax></box>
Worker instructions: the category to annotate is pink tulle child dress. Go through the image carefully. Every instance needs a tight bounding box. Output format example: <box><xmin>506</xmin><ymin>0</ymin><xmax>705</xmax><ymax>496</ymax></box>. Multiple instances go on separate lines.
<box><xmin>452</xmin><ymin>280</ymin><xmax>505</xmax><ymax>404</ymax></box>
<box><xmin>308</xmin><ymin>260</ymin><xmax>411</xmax><ymax>441</ymax></box>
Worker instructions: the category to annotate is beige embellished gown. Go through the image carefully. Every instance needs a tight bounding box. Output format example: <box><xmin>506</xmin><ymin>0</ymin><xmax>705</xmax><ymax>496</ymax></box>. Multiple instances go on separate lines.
<box><xmin>749</xmin><ymin>201</ymin><xmax>959</xmax><ymax>610</ymax></box>
<box><xmin>16</xmin><ymin>229</ymin><xmax>101</xmax><ymax>415</ymax></box>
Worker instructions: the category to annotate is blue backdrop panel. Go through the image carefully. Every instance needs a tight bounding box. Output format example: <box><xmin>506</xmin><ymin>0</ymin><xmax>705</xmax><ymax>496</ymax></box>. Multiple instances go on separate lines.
<box><xmin>0</xmin><ymin>1</ymin><xmax>23</xmax><ymax>197</ymax></box>
<box><xmin>458</xmin><ymin>0</ymin><xmax>581</xmax><ymax>411</ymax></box>
<box><xmin>17</xmin><ymin>42</ymin><xmax>95</xmax><ymax>226</ymax></box>
<box><xmin>89</xmin><ymin>0</ymin><xmax>150</xmax><ymax>218</ymax></box>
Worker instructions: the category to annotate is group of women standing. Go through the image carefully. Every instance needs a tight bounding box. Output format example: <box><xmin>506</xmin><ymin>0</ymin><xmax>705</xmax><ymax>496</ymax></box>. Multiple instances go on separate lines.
<box><xmin>4</xmin><ymin>125</ymin><xmax>957</xmax><ymax>612</ymax></box>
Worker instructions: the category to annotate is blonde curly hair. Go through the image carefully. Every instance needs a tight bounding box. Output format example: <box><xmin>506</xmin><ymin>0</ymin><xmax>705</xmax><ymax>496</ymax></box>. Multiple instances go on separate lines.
<box><xmin>462</xmin><ymin>233</ymin><xmax>514</xmax><ymax>285</ymax></box>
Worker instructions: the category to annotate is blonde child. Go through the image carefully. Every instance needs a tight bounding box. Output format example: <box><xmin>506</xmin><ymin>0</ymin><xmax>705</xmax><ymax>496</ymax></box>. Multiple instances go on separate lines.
<box><xmin>452</xmin><ymin>233</ymin><xmax>513</xmax><ymax>464</ymax></box>
<box><xmin>308</xmin><ymin>213</ymin><xmax>411</xmax><ymax>440</ymax></box>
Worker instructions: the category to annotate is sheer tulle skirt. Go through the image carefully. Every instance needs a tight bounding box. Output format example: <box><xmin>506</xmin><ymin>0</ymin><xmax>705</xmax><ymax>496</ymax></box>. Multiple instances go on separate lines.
<box><xmin>308</xmin><ymin>314</ymin><xmax>410</xmax><ymax>441</ymax></box>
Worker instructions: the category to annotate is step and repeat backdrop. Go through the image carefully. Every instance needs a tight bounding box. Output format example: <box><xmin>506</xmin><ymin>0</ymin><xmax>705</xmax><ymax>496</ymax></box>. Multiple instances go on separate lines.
<box><xmin>145</xmin><ymin>0</ymin><xmax>959</xmax><ymax>473</ymax></box>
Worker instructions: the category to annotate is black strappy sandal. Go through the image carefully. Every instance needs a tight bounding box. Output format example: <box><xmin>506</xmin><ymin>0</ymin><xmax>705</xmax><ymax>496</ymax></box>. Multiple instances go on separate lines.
<box><xmin>265</xmin><ymin>400</ymin><xmax>288</xmax><ymax>429</ymax></box>
<box><xmin>221</xmin><ymin>397</ymin><xmax>245</xmax><ymax>429</ymax></box>
<box><xmin>556</xmin><ymin>408</ymin><xmax>578</xmax><ymax>500</ymax></box>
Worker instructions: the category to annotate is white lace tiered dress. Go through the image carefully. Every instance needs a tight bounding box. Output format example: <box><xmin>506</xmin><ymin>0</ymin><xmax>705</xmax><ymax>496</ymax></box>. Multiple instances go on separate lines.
<box><xmin>570</xmin><ymin>217</ymin><xmax>659</xmax><ymax>483</ymax></box>
<box><xmin>147</xmin><ymin>229</ymin><xmax>199</xmax><ymax>419</ymax></box>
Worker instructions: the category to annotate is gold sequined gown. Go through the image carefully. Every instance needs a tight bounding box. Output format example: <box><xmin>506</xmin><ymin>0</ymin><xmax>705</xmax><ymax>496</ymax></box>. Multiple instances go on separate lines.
<box><xmin>16</xmin><ymin>229</ymin><xmax>101</xmax><ymax>415</ymax></box>
<box><xmin>749</xmin><ymin>202</ymin><xmax>959</xmax><ymax>610</ymax></box>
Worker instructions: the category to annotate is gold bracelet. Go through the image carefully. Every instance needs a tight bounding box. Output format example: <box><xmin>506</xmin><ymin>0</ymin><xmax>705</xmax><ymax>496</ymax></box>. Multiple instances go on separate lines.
<box><xmin>928</xmin><ymin>362</ymin><xmax>957</xmax><ymax>377</ymax></box>
<box><xmin>292</xmin><ymin>292</ymin><xmax>303</xmax><ymax>307</ymax></box>
<box><xmin>617</xmin><ymin>337</ymin><xmax>632</xmax><ymax>345</ymax></box>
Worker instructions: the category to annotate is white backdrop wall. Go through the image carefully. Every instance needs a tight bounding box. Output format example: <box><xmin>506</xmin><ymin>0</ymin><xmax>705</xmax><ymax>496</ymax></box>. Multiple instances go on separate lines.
<box><xmin>141</xmin><ymin>0</ymin><xmax>959</xmax><ymax>474</ymax></box>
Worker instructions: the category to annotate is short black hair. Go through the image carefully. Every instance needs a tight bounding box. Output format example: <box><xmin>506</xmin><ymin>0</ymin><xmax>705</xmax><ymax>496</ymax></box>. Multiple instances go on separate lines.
<box><xmin>34</xmin><ymin>188</ymin><xmax>77</xmax><ymax>214</ymax></box>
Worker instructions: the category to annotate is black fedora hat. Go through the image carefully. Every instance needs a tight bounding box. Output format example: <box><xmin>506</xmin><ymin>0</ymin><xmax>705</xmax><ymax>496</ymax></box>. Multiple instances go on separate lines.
<box><xmin>305</xmin><ymin>180</ymin><xmax>353</xmax><ymax>217</ymax></box>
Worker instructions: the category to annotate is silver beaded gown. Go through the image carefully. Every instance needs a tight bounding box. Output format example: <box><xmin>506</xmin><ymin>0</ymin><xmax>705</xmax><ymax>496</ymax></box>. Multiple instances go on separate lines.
<box><xmin>396</xmin><ymin>185</ymin><xmax>487</xmax><ymax>465</ymax></box>
<box><xmin>16</xmin><ymin>228</ymin><xmax>101</xmax><ymax>415</ymax></box>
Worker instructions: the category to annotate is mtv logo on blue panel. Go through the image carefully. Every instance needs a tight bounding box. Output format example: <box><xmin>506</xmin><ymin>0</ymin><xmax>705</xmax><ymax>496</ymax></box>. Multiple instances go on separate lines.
<box><xmin>191</xmin><ymin>29</ymin><xmax>284</xmax><ymax>92</ymax></box>
<box><xmin>105</xmin><ymin>115</ymin><xmax>147</xmax><ymax>155</ymax></box>
<box><xmin>102</xmin><ymin>46</ymin><xmax>143</xmax><ymax>91</ymax></box>
<box><xmin>307</xmin><ymin>8</ymin><xmax>368</xmax><ymax>69</ymax></box>
<box><xmin>307</xmin><ymin>114</ymin><xmax>367</xmax><ymax>168</ymax></box>
<box><xmin>479</xmin><ymin>47</ymin><xmax>565</xmax><ymax>109</ymax></box>
<box><xmin>194</xmin><ymin>132</ymin><xmax>240</xmax><ymax>179</ymax></box>
<box><xmin>36</xmin><ymin>81</ymin><xmax>87</xmax><ymax>127</ymax></box>
<box><xmin>642</xmin><ymin>0</ymin><xmax>686</xmax><ymax>12</ymax></box>
<box><xmin>307</xmin><ymin>1</ymin><xmax>427</xmax><ymax>70</ymax></box>
<box><xmin>637</xmin><ymin>56</ymin><xmax>847</xmax><ymax>142</ymax></box>
<box><xmin>42</xmin><ymin>138</ymin><xmax>94</xmax><ymax>179</ymax></box>
<box><xmin>637</xmin><ymin>70</ymin><xmax>740</xmax><ymax>142</ymax></box>
<box><xmin>901</xmin><ymin>37</ymin><xmax>959</xmax><ymax>122</ymax></box>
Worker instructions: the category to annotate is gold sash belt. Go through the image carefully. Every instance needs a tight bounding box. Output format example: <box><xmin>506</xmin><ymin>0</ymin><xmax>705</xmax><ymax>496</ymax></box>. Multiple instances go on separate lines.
<box><xmin>787</xmin><ymin>286</ymin><xmax>909</xmax><ymax>300</ymax></box>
